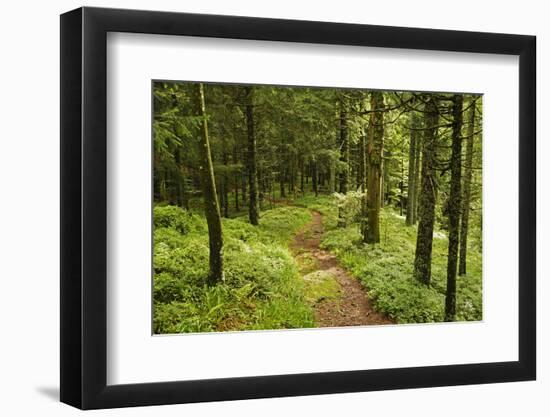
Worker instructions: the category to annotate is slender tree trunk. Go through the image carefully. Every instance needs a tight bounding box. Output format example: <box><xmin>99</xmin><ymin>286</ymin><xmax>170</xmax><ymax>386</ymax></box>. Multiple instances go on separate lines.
<box><xmin>300</xmin><ymin>157</ymin><xmax>305</xmax><ymax>194</ymax></box>
<box><xmin>245</xmin><ymin>86</ymin><xmax>259</xmax><ymax>225</ymax></box>
<box><xmin>360</xmin><ymin>131</ymin><xmax>368</xmax><ymax>241</ymax></box>
<box><xmin>337</xmin><ymin>98</ymin><xmax>350</xmax><ymax>227</ymax></box>
<box><xmin>406</xmin><ymin>112</ymin><xmax>419</xmax><ymax>225</ymax></box>
<box><xmin>279</xmin><ymin>163</ymin><xmax>286</xmax><ymax>198</ymax></box>
<box><xmin>413</xmin><ymin>120</ymin><xmax>422</xmax><ymax>224</ymax></box>
<box><xmin>258</xmin><ymin>167</ymin><xmax>264</xmax><ymax>210</ymax></box>
<box><xmin>459</xmin><ymin>98</ymin><xmax>476</xmax><ymax>275</ymax></box>
<box><xmin>365</xmin><ymin>91</ymin><xmax>385</xmax><ymax>243</ymax></box>
<box><xmin>233</xmin><ymin>146</ymin><xmax>239</xmax><ymax>212</ymax></box>
<box><xmin>330</xmin><ymin>156</ymin><xmax>336</xmax><ymax>193</ymax></box>
<box><xmin>192</xmin><ymin>83</ymin><xmax>224</xmax><ymax>284</ymax></box>
<box><xmin>241</xmin><ymin>166</ymin><xmax>247</xmax><ymax>208</ymax></box>
<box><xmin>339</xmin><ymin>98</ymin><xmax>349</xmax><ymax>193</ymax></box>
<box><xmin>312</xmin><ymin>159</ymin><xmax>318</xmax><ymax>197</ymax></box>
<box><xmin>159</xmin><ymin>170</ymin><xmax>168</xmax><ymax>202</ymax></box>
<box><xmin>414</xmin><ymin>97</ymin><xmax>440</xmax><ymax>285</ymax></box>
<box><xmin>222</xmin><ymin>146</ymin><xmax>229</xmax><ymax>218</ymax></box>
<box><xmin>174</xmin><ymin>148</ymin><xmax>187</xmax><ymax>209</ymax></box>
<box><xmin>380</xmin><ymin>149</ymin><xmax>387</xmax><ymax>209</ymax></box>
<box><xmin>445</xmin><ymin>95</ymin><xmax>464</xmax><ymax>321</ymax></box>
<box><xmin>400</xmin><ymin>144</ymin><xmax>404</xmax><ymax>216</ymax></box>
<box><xmin>289</xmin><ymin>158</ymin><xmax>294</xmax><ymax>196</ymax></box>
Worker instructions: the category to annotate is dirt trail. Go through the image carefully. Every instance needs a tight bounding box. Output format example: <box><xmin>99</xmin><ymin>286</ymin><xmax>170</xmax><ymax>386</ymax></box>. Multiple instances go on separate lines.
<box><xmin>291</xmin><ymin>211</ymin><xmax>394</xmax><ymax>327</ymax></box>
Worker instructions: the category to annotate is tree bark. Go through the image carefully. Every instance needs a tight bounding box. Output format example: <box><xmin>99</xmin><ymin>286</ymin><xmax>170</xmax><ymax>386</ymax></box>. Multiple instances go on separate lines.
<box><xmin>339</xmin><ymin>98</ymin><xmax>349</xmax><ymax>194</ymax></box>
<box><xmin>312</xmin><ymin>159</ymin><xmax>318</xmax><ymax>197</ymax></box>
<box><xmin>329</xmin><ymin>157</ymin><xmax>336</xmax><ymax>193</ymax></box>
<box><xmin>233</xmin><ymin>145</ymin><xmax>240</xmax><ymax>212</ymax></box>
<box><xmin>445</xmin><ymin>95</ymin><xmax>464</xmax><ymax>321</ymax></box>
<box><xmin>360</xmin><ymin>130</ymin><xmax>368</xmax><ymax>242</ymax></box>
<box><xmin>241</xmin><ymin>162</ymin><xmax>247</xmax><ymax>208</ymax></box>
<box><xmin>414</xmin><ymin>97</ymin><xmax>440</xmax><ymax>285</ymax></box>
<box><xmin>365</xmin><ymin>91</ymin><xmax>385</xmax><ymax>243</ymax></box>
<box><xmin>406</xmin><ymin>112</ymin><xmax>419</xmax><ymax>225</ymax></box>
<box><xmin>300</xmin><ymin>157</ymin><xmax>305</xmax><ymax>194</ymax></box>
<box><xmin>245</xmin><ymin>86</ymin><xmax>260</xmax><ymax>225</ymax></box>
<box><xmin>192</xmin><ymin>83</ymin><xmax>224</xmax><ymax>284</ymax></box>
<box><xmin>222</xmin><ymin>145</ymin><xmax>229</xmax><ymax>218</ymax></box>
<box><xmin>413</xmin><ymin>121</ymin><xmax>422</xmax><ymax>224</ymax></box>
<box><xmin>279</xmin><ymin>161</ymin><xmax>286</xmax><ymax>198</ymax></box>
<box><xmin>459</xmin><ymin>98</ymin><xmax>476</xmax><ymax>275</ymax></box>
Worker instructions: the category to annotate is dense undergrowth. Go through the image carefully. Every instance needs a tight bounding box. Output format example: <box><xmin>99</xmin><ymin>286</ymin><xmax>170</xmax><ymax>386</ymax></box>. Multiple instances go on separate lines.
<box><xmin>296</xmin><ymin>196</ymin><xmax>483</xmax><ymax>323</ymax></box>
<box><xmin>153</xmin><ymin>205</ymin><xmax>314</xmax><ymax>333</ymax></box>
<box><xmin>154</xmin><ymin>193</ymin><xmax>482</xmax><ymax>333</ymax></box>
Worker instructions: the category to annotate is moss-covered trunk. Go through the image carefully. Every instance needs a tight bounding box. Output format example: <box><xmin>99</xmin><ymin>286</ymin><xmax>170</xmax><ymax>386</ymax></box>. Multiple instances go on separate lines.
<box><xmin>365</xmin><ymin>91</ymin><xmax>385</xmax><ymax>243</ymax></box>
<box><xmin>413</xmin><ymin>119</ymin><xmax>422</xmax><ymax>224</ymax></box>
<box><xmin>406</xmin><ymin>112</ymin><xmax>420</xmax><ymax>225</ymax></box>
<box><xmin>445</xmin><ymin>95</ymin><xmax>464</xmax><ymax>321</ymax></box>
<box><xmin>339</xmin><ymin>98</ymin><xmax>349</xmax><ymax>194</ymax></box>
<box><xmin>245</xmin><ymin>86</ymin><xmax>260</xmax><ymax>225</ymax></box>
<box><xmin>360</xmin><ymin>129</ymin><xmax>368</xmax><ymax>242</ymax></box>
<box><xmin>459</xmin><ymin>98</ymin><xmax>476</xmax><ymax>275</ymax></box>
<box><xmin>414</xmin><ymin>97</ymin><xmax>439</xmax><ymax>285</ymax></box>
<box><xmin>192</xmin><ymin>83</ymin><xmax>224</xmax><ymax>284</ymax></box>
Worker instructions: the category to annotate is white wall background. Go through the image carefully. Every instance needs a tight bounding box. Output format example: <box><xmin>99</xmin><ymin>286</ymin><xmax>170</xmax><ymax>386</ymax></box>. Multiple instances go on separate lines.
<box><xmin>0</xmin><ymin>0</ymin><xmax>545</xmax><ymax>415</ymax></box>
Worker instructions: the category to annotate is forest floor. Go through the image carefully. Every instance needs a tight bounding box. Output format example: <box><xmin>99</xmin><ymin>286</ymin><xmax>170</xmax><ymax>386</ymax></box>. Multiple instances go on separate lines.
<box><xmin>153</xmin><ymin>196</ymin><xmax>482</xmax><ymax>334</ymax></box>
<box><xmin>290</xmin><ymin>210</ymin><xmax>394</xmax><ymax>327</ymax></box>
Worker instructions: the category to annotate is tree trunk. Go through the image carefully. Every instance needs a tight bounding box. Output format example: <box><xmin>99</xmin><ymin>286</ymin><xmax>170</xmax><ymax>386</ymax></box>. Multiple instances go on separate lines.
<box><xmin>406</xmin><ymin>112</ymin><xmax>419</xmax><ymax>225</ymax></box>
<box><xmin>459</xmin><ymin>98</ymin><xmax>476</xmax><ymax>275</ymax></box>
<box><xmin>380</xmin><ymin>149</ymin><xmax>387</xmax><ymax>209</ymax></box>
<box><xmin>192</xmin><ymin>83</ymin><xmax>224</xmax><ymax>284</ymax></box>
<box><xmin>312</xmin><ymin>159</ymin><xmax>318</xmax><ymax>197</ymax></box>
<box><xmin>258</xmin><ymin>167</ymin><xmax>264</xmax><ymax>210</ymax></box>
<box><xmin>300</xmin><ymin>157</ymin><xmax>305</xmax><ymax>194</ymax></box>
<box><xmin>241</xmin><ymin>169</ymin><xmax>247</xmax><ymax>208</ymax></box>
<box><xmin>400</xmin><ymin>145</ymin><xmax>404</xmax><ymax>216</ymax></box>
<box><xmin>414</xmin><ymin>97</ymin><xmax>440</xmax><ymax>285</ymax></box>
<box><xmin>245</xmin><ymin>86</ymin><xmax>260</xmax><ymax>225</ymax></box>
<box><xmin>413</xmin><ymin>120</ymin><xmax>422</xmax><ymax>224</ymax></box>
<box><xmin>233</xmin><ymin>146</ymin><xmax>240</xmax><ymax>212</ymax></box>
<box><xmin>330</xmin><ymin>156</ymin><xmax>336</xmax><ymax>193</ymax></box>
<box><xmin>222</xmin><ymin>147</ymin><xmax>229</xmax><ymax>218</ymax></box>
<box><xmin>279</xmin><ymin>163</ymin><xmax>286</xmax><ymax>198</ymax></box>
<box><xmin>339</xmin><ymin>98</ymin><xmax>349</xmax><ymax>194</ymax></box>
<box><xmin>289</xmin><ymin>158</ymin><xmax>295</xmax><ymax>197</ymax></box>
<box><xmin>360</xmin><ymin>131</ymin><xmax>368</xmax><ymax>241</ymax></box>
<box><xmin>365</xmin><ymin>91</ymin><xmax>385</xmax><ymax>243</ymax></box>
<box><xmin>445</xmin><ymin>95</ymin><xmax>464</xmax><ymax>321</ymax></box>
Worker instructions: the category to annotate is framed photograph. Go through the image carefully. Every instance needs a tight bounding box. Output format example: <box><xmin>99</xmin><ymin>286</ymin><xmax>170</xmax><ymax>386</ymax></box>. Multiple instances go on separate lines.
<box><xmin>60</xmin><ymin>6</ymin><xmax>536</xmax><ymax>409</ymax></box>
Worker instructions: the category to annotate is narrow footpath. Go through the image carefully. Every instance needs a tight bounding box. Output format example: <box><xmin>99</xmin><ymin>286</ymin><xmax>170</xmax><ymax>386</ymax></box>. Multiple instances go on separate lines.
<box><xmin>291</xmin><ymin>211</ymin><xmax>394</xmax><ymax>327</ymax></box>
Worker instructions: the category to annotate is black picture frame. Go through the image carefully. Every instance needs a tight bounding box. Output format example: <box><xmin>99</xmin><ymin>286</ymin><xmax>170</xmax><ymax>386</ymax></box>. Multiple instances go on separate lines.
<box><xmin>60</xmin><ymin>6</ymin><xmax>536</xmax><ymax>410</ymax></box>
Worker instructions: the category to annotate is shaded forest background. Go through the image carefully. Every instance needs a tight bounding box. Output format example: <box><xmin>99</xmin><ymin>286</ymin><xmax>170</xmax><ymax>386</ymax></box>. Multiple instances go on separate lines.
<box><xmin>152</xmin><ymin>81</ymin><xmax>483</xmax><ymax>333</ymax></box>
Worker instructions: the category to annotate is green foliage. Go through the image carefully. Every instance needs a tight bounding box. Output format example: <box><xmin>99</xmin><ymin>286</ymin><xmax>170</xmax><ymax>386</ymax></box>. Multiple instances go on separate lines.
<box><xmin>320</xmin><ymin>208</ymin><xmax>482</xmax><ymax>323</ymax></box>
<box><xmin>153</xmin><ymin>205</ymin><xmax>314</xmax><ymax>333</ymax></box>
<box><xmin>153</xmin><ymin>205</ymin><xmax>204</xmax><ymax>234</ymax></box>
<box><xmin>331</xmin><ymin>191</ymin><xmax>364</xmax><ymax>225</ymax></box>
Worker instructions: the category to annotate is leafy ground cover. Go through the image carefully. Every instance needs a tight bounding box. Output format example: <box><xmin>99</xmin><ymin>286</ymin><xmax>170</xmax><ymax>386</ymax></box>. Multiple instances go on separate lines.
<box><xmin>154</xmin><ymin>195</ymin><xmax>482</xmax><ymax>333</ymax></box>
<box><xmin>153</xmin><ymin>205</ymin><xmax>315</xmax><ymax>333</ymax></box>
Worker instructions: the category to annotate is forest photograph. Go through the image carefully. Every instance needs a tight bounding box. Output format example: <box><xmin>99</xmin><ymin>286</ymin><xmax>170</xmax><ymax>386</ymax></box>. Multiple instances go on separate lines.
<box><xmin>152</xmin><ymin>80</ymin><xmax>483</xmax><ymax>334</ymax></box>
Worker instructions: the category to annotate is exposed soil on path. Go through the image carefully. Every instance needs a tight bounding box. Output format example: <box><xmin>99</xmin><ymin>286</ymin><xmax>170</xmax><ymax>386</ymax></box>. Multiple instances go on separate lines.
<box><xmin>291</xmin><ymin>211</ymin><xmax>394</xmax><ymax>327</ymax></box>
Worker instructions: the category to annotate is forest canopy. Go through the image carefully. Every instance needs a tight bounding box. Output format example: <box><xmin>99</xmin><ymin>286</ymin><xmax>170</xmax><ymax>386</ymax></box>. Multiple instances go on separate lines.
<box><xmin>153</xmin><ymin>81</ymin><xmax>483</xmax><ymax>334</ymax></box>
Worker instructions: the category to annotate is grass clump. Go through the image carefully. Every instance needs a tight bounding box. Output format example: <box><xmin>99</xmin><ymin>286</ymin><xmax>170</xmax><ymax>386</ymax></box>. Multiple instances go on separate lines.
<box><xmin>153</xmin><ymin>205</ymin><xmax>314</xmax><ymax>334</ymax></box>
